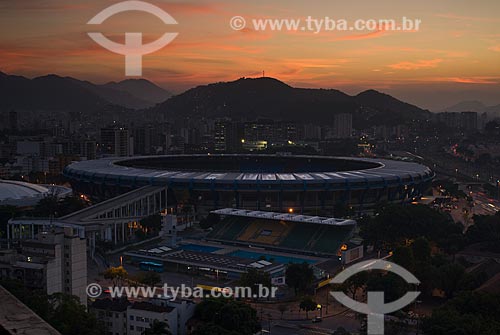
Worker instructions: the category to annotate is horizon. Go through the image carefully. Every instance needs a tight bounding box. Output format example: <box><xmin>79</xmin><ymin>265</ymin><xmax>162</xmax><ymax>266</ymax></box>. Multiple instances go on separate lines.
<box><xmin>2</xmin><ymin>69</ymin><xmax>499</xmax><ymax>112</ymax></box>
<box><xmin>1</xmin><ymin>0</ymin><xmax>499</xmax><ymax>110</ymax></box>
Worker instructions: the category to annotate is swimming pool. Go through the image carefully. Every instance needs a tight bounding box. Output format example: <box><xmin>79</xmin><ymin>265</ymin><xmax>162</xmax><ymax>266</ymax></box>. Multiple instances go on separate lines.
<box><xmin>178</xmin><ymin>244</ymin><xmax>222</xmax><ymax>253</ymax></box>
<box><xmin>228</xmin><ymin>250</ymin><xmax>316</xmax><ymax>264</ymax></box>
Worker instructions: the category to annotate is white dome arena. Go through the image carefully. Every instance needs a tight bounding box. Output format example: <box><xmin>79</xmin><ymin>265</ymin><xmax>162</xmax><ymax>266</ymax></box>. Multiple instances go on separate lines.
<box><xmin>0</xmin><ymin>180</ymin><xmax>71</xmax><ymax>207</ymax></box>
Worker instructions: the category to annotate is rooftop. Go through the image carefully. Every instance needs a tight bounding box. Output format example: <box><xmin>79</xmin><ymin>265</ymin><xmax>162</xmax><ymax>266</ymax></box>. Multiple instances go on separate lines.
<box><xmin>0</xmin><ymin>180</ymin><xmax>49</xmax><ymax>205</ymax></box>
<box><xmin>64</xmin><ymin>154</ymin><xmax>434</xmax><ymax>186</ymax></box>
<box><xmin>130</xmin><ymin>301</ymin><xmax>175</xmax><ymax>314</ymax></box>
<box><xmin>0</xmin><ymin>285</ymin><xmax>61</xmax><ymax>335</ymax></box>
<box><xmin>212</xmin><ymin>208</ymin><xmax>357</xmax><ymax>226</ymax></box>
<box><xmin>91</xmin><ymin>298</ymin><xmax>131</xmax><ymax>312</ymax></box>
<box><xmin>0</xmin><ymin>180</ymin><xmax>71</xmax><ymax>207</ymax></box>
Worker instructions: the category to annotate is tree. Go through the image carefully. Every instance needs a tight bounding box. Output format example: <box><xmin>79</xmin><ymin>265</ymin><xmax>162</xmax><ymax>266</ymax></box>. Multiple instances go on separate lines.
<box><xmin>285</xmin><ymin>263</ymin><xmax>314</xmax><ymax>295</ymax></box>
<box><xmin>340</xmin><ymin>272</ymin><xmax>368</xmax><ymax>299</ymax></box>
<box><xmin>277</xmin><ymin>304</ymin><xmax>288</xmax><ymax>319</ymax></box>
<box><xmin>47</xmin><ymin>293</ymin><xmax>104</xmax><ymax>335</ymax></box>
<box><xmin>423</xmin><ymin>292</ymin><xmax>500</xmax><ymax>335</ymax></box>
<box><xmin>140</xmin><ymin>215</ymin><xmax>163</xmax><ymax>234</ymax></box>
<box><xmin>360</xmin><ymin>204</ymin><xmax>464</xmax><ymax>252</ymax></box>
<box><xmin>199</xmin><ymin>213</ymin><xmax>221</xmax><ymax>229</ymax></box>
<box><xmin>466</xmin><ymin>212</ymin><xmax>500</xmax><ymax>252</ymax></box>
<box><xmin>103</xmin><ymin>266</ymin><xmax>128</xmax><ymax>287</ymax></box>
<box><xmin>299</xmin><ymin>296</ymin><xmax>317</xmax><ymax>319</ymax></box>
<box><xmin>33</xmin><ymin>196</ymin><xmax>59</xmax><ymax>217</ymax></box>
<box><xmin>32</xmin><ymin>196</ymin><xmax>87</xmax><ymax>218</ymax></box>
<box><xmin>366</xmin><ymin>273</ymin><xmax>409</xmax><ymax>303</ymax></box>
<box><xmin>334</xmin><ymin>201</ymin><xmax>354</xmax><ymax>218</ymax></box>
<box><xmin>0</xmin><ymin>205</ymin><xmax>18</xmax><ymax>237</ymax></box>
<box><xmin>436</xmin><ymin>263</ymin><xmax>465</xmax><ymax>298</ymax></box>
<box><xmin>191</xmin><ymin>323</ymin><xmax>235</xmax><ymax>335</ymax></box>
<box><xmin>392</xmin><ymin>245</ymin><xmax>415</xmax><ymax>272</ymax></box>
<box><xmin>138</xmin><ymin>271</ymin><xmax>162</xmax><ymax>287</ymax></box>
<box><xmin>412</xmin><ymin>237</ymin><xmax>431</xmax><ymax>265</ymax></box>
<box><xmin>180</xmin><ymin>204</ymin><xmax>193</xmax><ymax>227</ymax></box>
<box><xmin>143</xmin><ymin>320</ymin><xmax>172</xmax><ymax>335</ymax></box>
<box><xmin>194</xmin><ymin>297</ymin><xmax>260</xmax><ymax>335</ymax></box>
<box><xmin>58</xmin><ymin>196</ymin><xmax>87</xmax><ymax>215</ymax></box>
<box><xmin>238</xmin><ymin>268</ymin><xmax>271</xmax><ymax>298</ymax></box>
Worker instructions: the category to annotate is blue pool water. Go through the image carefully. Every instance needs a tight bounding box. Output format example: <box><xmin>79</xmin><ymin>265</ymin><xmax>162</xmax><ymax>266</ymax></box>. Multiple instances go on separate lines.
<box><xmin>179</xmin><ymin>244</ymin><xmax>222</xmax><ymax>253</ymax></box>
<box><xmin>228</xmin><ymin>250</ymin><xmax>316</xmax><ymax>264</ymax></box>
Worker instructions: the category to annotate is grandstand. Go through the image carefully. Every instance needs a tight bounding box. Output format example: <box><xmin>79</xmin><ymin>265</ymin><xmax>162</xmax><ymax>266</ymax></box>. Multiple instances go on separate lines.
<box><xmin>207</xmin><ymin>209</ymin><xmax>355</xmax><ymax>256</ymax></box>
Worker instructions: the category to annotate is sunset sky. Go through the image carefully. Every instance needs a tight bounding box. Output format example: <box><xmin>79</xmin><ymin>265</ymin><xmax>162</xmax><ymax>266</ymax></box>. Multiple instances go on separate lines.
<box><xmin>1</xmin><ymin>0</ymin><xmax>499</xmax><ymax>110</ymax></box>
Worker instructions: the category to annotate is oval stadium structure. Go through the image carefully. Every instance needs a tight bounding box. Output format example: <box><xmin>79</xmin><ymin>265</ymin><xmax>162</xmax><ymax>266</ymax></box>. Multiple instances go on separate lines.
<box><xmin>63</xmin><ymin>154</ymin><xmax>434</xmax><ymax>214</ymax></box>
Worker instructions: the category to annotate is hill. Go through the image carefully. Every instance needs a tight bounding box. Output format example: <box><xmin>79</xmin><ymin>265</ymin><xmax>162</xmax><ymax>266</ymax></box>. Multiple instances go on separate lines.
<box><xmin>155</xmin><ymin>77</ymin><xmax>430</xmax><ymax>126</ymax></box>
<box><xmin>0</xmin><ymin>72</ymin><xmax>170</xmax><ymax>111</ymax></box>
<box><xmin>103</xmin><ymin>79</ymin><xmax>172</xmax><ymax>105</ymax></box>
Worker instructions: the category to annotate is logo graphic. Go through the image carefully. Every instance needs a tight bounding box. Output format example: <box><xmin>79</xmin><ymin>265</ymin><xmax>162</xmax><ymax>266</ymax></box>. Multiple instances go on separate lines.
<box><xmin>87</xmin><ymin>1</ymin><xmax>178</xmax><ymax>76</ymax></box>
<box><xmin>330</xmin><ymin>260</ymin><xmax>420</xmax><ymax>335</ymax></box>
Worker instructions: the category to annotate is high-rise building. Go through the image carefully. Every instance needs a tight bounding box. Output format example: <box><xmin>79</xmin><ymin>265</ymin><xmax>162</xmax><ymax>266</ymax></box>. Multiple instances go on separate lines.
<box><xmin>100</xmin><ymin>128</ymin><xmax>131</xmax><ymax>157</ymax></box>
<box><xmin>0</xmin><ymin>228</ymin><xmax>87</xmax><ymax>305</ymax></box>
<box><xmin>214</xmin><ymin>119</ymin><xmax>242</xmax><ymax>153</ymax></box>
<box><xmin>214</xmin><ymin>119</ymin><xmax>229</xmax><ymax>152</ymax></box>
<box><xmin>332</xmin><ymin>113</ymin><xmax>352</xmax><ymax>139</ymax></box>
<box><xmin>303</xmin><ymin>124</ymin><xmax>322</xmax><ymax>140</ymax></box>
<box><xmin>244</xmin><ymin>119</ymin><xmax>275</xmax><ymax>143</ymax></box>
<box><xmin>9</xmin><ymin>110</ymin><xmax>18</xmax><ymax>132</ymax></box>
<box><xmin>460</xmin><ymin>112</ymin><xmax>478</xmax><ymax>132</ymax></box>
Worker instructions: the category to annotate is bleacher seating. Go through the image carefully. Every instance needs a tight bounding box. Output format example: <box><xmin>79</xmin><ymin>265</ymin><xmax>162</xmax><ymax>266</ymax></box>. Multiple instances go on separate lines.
<box><xmin>207</xmin><ymin>215</ymin><xmax>353</xmax><ymax>255</ymax></box>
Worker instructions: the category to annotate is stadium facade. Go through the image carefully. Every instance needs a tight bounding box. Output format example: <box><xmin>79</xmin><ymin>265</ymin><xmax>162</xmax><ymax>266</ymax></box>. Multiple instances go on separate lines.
<box><xmin>63</xmin><ymin>154</ymin><xmax>434</xmax><ymax>215</ymax></box>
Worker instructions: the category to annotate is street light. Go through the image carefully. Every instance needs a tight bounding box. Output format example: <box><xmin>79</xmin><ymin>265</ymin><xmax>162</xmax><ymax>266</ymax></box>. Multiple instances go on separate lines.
<box><xmin>497</xmin><ymin>180</ymin><xmax>500</xmax><ymax>200</ymax></box>
<box><xmin>317</xmin><ymin>304</ymin><xmax>323</xmax><ymax>318</ymax></box>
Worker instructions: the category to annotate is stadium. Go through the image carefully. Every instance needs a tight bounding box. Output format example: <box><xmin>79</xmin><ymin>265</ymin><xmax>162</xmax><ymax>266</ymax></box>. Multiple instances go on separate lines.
<box><xmin>63</xmin><ymin>154</ymin><xmax>434</xmax><ymax>215</ymax></box>
<box><xmin>124</xmin><ymin>208</ymin><xmax>361</xmax><ymax>281</ymax></box>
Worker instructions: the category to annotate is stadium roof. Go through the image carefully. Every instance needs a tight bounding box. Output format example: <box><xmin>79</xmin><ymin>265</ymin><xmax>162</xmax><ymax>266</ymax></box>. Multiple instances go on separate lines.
<box><xmin>0</xmin><ymin>180</ymin><xmax>72</xmax><ymax>207</ymax></box>
<box><xmin>63</xmin><ymin>154</ymin><xmax>434</xmax><ymax>188</ymax></box>
<box><xmin>0</xmin><ymin>180</ymin><xmax>49</xmax><ymax>200</ymax></box>
<box><xmin>211</xmin><ymin>208</ymin><xmax>357</xmax><ymax>226</ymax></box>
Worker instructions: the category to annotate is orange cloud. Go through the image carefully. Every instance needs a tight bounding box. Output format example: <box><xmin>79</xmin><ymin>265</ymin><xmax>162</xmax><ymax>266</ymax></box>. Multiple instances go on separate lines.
<box><xmin>335</xmin><ymin>29</ymin><xmax>386</xmax><ymax>41</ymax></box>
<box><xmin>388</xmin><ymin>59</ymin><xmax>443</xmax><ymax>70</ymax></box>
<box><xmin>436</xmin><ymin>13</ymin><xmax>500</xmax><ymax>22</ymax></box>
<box><xmin>489</xmin><ymin>45</ymin><xmax>500</xmax><ymax>52</ymax></box>
<box><xmin>0</xmin><ymin>2</ymin><xmax>91</xmax><ymax>11</ymax></box>
<box><xmin>448</xmin><ymin>77</ymin><xmax>498</xmax><ymax>84</ymax></box>
<box><xmin>161</xmin><ymin>2</ymin><xmax>223</xmax><ymax>15</ymax></box>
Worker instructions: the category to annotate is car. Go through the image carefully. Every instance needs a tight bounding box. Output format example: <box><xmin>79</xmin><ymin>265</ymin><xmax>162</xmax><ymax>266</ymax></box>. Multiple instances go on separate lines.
<box><xmin>312</xmin><ymin>317</ymin><xmax>323</xmax><ymax>323</ymax></box>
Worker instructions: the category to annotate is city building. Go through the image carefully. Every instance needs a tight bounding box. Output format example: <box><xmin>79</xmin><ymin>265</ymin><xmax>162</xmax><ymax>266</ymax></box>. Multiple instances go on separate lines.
<box><xmin>243</xmin><ymin>119</ymin><xmax>275</xmax><ymax>143</ymax></box>
<box><xmin>91</xmin><ymin>297</ymin><xmax>195</xmax><ymax>335</ymax></box>
<box><xmin>460</xmin><ymin>111</ymin><xmax>478</xmax><ymax>132</ymax></box>
<box><xmin>100</xmin><ymin>128</ymin><xmax>132</xmax><ymax>157</ymax></box>
<box><xmin>0</xmin><ymin>228</ymin><xmax>87</xmax><ymax>305</ymax></box>
<box><xmin>332</xmin><ymin>113</ymin><xmax>352</xmax><ymax>139</ymax></box>
<box><xmin>91</xmin><ymin>298</ymin><xmax>130</xmax><ymax>335</ymax></box>
<box><xmin>214</xmin><ymin>119</ymin><xmax>241</xmax><ymax>153</ymax></box>
<box><xmin>9</xmin><ymin>110</ymin><xmax>18</xmax><ymax>133</ymax></box>
<box><xmin>435</xmin><ymin>111</ymin><xmax>479</xmax><ymax>132</ymax></box>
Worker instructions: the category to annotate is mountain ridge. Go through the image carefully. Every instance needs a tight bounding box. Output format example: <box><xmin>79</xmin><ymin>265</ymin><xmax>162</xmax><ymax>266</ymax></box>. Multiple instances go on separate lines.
<box><xmin>0</xmin><ymin>72</ymin><xmax>171</xmax><ymax>111</ymax></box>
<box><xmin>155</xmin><ymin>77</ymin><xmax>430</xmax><ymax>126</ymax></box>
